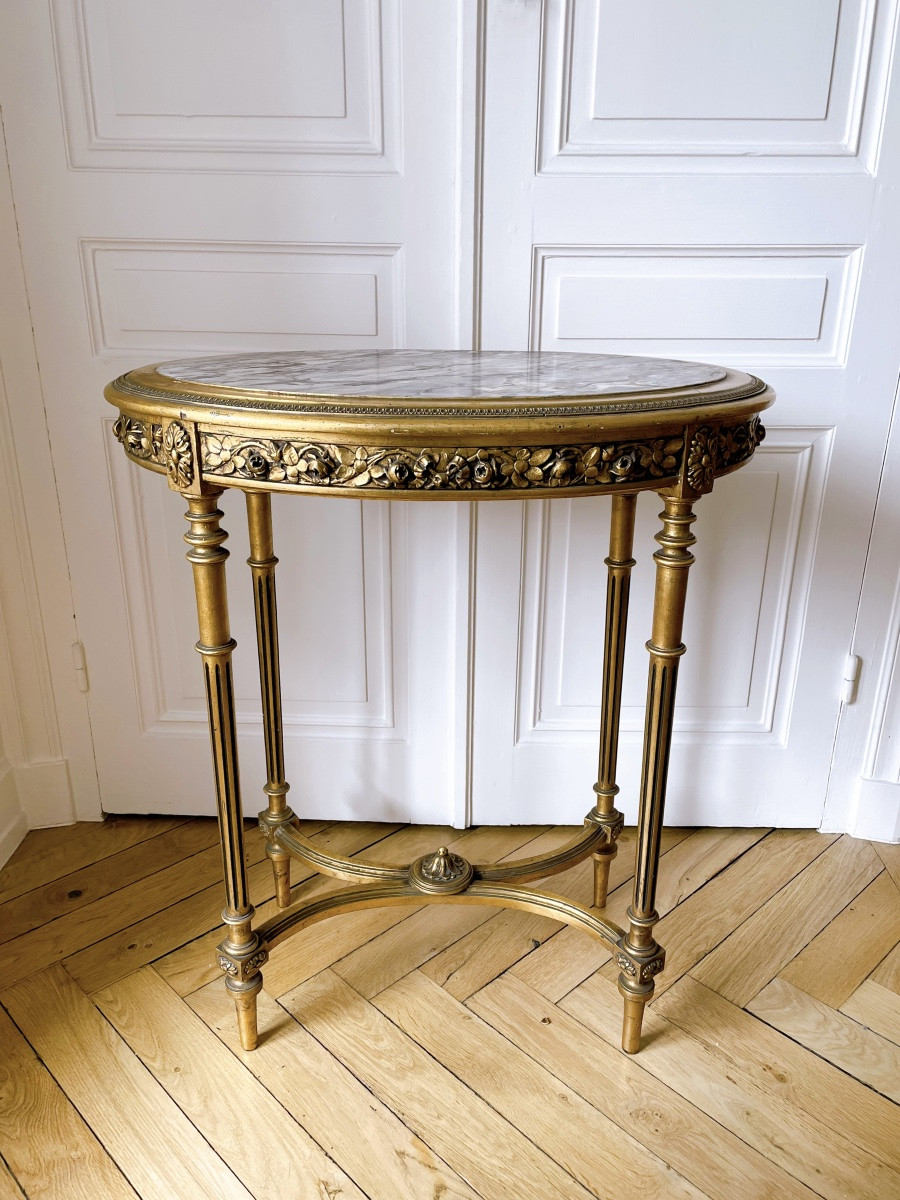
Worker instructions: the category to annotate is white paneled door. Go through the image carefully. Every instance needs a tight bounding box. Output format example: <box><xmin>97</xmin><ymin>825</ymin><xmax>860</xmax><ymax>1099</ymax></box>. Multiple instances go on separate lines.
<box><xmin>474</xmin><ymin>0</ymin><xmax>900</xmax><ymax>828</ymax></box>
<box><xmin>0</xmin><ymin>0</ymin><xmax>470</xmax><ymax>824</ymax></box>
<box><xmin>1</xmin><ymin>2</ymin><xmax>898</xmax><ymax>830</ymax></box>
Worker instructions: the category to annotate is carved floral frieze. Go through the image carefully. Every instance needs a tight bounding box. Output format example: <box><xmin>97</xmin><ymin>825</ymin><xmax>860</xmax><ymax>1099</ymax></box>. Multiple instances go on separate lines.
<box><xmin>687</xmin><ymin>417</ymin><xmax>765</xmax><ymax>493</ymax></box>
<box><xmin>112</xmin><ymin>413</ymin><xmax>765</xmax><ymax>495</ymax></box>
<box><xmin>200</xmin><ymin>434</ymin><xmax>686</xmax><ymax>492</ymax></box>
<box><xmin>113</xmin><ymin>414</ymin><xmax>162</xmax><ymax>464</ymax></box>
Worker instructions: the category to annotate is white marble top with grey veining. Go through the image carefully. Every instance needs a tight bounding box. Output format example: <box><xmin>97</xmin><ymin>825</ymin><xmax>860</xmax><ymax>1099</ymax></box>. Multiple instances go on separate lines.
<box><xmin>154</xmin><ymin>350</ymin><xmax>727</xmax><ymax>401</ymax></box>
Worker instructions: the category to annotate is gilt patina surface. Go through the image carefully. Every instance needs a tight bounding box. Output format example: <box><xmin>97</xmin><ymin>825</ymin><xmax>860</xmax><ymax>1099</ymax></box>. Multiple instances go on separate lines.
<box><xmin>105</xmin><ymin>350</ymin><xmax>773</xmax><ymax>1056</ymax></box>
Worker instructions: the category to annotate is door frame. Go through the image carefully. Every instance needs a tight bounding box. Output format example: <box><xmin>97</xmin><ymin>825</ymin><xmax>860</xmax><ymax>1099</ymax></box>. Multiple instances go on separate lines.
<box><xmin>0</xmin><ymin>115</ymin><xmax>99</xmax><ymax>829</ymax></box>
<box><xmin>826</xmin><ymin>371</ymin><xmax>900</xmax><ymax>842</ymax></box>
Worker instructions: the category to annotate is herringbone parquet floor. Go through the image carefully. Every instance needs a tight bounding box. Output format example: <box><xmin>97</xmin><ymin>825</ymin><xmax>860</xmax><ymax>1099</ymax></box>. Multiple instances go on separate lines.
<box><xmin>0</xmin><ymin>816</ymin><xmax>898</xmax><ymax>1198</ymax></box>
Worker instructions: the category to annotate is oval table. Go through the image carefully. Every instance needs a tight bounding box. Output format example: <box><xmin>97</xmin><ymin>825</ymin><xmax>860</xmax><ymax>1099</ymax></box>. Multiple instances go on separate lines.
<box><xmin>106</xmin><ymin>349</ymin><xmax>773</xmax><ymax>1054</ymax></box>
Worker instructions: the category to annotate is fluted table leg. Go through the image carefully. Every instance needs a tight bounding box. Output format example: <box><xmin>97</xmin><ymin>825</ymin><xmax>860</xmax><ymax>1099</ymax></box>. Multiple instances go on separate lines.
<box><xmin>184</xmin><ymin>491</ymin><xmax>266</xmax><ymax>1050</ymax></box>
<box><xmin>246</xmin><ymin>491</ymin><xmax>295</xmax><ymax>908</ymax></box>
<box><xmin>592</xmin><ymin>493</ymin><xmax>636</xmax><ymax>907</ymax></box>
<box><xmin>619</xmin><ymin>494</ymin><xmax>697</xmax><ymax>1053</ymax></box>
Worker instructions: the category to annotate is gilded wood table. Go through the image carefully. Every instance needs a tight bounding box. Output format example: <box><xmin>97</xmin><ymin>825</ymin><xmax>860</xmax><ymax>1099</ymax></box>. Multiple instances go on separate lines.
<box><xmin>106</xmin><ymin>350</ymin><xmax>773</xmax><ymax>1054</ymax></box>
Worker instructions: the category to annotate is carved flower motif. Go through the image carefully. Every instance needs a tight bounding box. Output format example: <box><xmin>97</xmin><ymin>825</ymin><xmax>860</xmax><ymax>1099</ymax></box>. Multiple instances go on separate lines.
<box><xmin>334</xmin><ymin>446</ymin><xmax>370</xmax><ymax>485</ymax></box>
<box><xmin>114</xmin><ymin>415</ymin><xmax>152</xmax><ymax>459</ymax></box>
<box><xmin>719</xmin><ymin>419</ymin><xmax>765</xmax><ymax>468</ymax></box>
<box><xmin>126</xmin><ymin>424</ymin><xmax>150</xmax><ymax>459</ymax></box>
<box><xmin>574</xmin><ymin>445</ymin><xmax>603</xmax><ymax>482</ymax></box>
<box><xmin>268</xmin><ymin>444</ymin><xmax>334</xmax><ymax>484</ymax></box>
<box><xmin>641</xmin><ymin>437</ymin><xmax>683</xmax><ymax>476</ymax></box>
<box><xmin>471</xmin><ymin>448</ymin><xmax>500</xmax><ymax>487</ymax></box>
<box><xmin>371</xmin><ymin>453</ymin><xmax>417</xmax><ymax>487</ymax></box>
<box><xmin>204</xmin><ymin>434</ymin><xmax>237</xmax><ymax>473</ymax></box>
<box><xmin>163</xmin><ymin>421</ymin><xmax>193</xmax><ymax>489</ymax></box>
<box><xmin>508</xmin><ymin>448</ymin><xmax>538</xmax><ymax>488</ymax></box>
<box><xmin>241</xmin><ymin>444</ymin><xmax>271</xmax><ymax>480</ymax></box>
<box><xmin>606</xmin><ymin>447</ymin><xmax>640</xmax><ymax>481</ymax></box>
<box><xmin>267</xmin><ymin>443</ymin><xmax>301</xmax><ymax>483</ymax></box>
<box><xmin>686</xmin><ymin>428</ymin><xmax>719</xmax><ymax>493</ymax></box>
<box><xmin>299</xmin><ymin>448</ymin><xmax>334</xmax><ymax>482</ymax></box>
<box><xmin>447</xmin><ymin>453</ymin><xmax>474</xmax><ymax>486</ymax></box>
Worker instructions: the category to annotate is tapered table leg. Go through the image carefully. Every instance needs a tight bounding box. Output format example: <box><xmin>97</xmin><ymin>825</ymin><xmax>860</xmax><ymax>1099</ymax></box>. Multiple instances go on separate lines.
<box><xmin>592</xmin><ymin>493</ymin><xmax>636</xmax><ymax>907</ymax></box>
<box><xmin>618</xmin><ymin>494</ymin><xmax>697</xmax><ymax>1053</ymax></box>
<box><xmin>246</xmin><ymin>491</ymin><xmax>295</xmax><ymax>908</ymax></box>
<box><xmin>184</xmin><ymin>491</ymin><xmax>266</xmax><ymax>1050</ymax></box>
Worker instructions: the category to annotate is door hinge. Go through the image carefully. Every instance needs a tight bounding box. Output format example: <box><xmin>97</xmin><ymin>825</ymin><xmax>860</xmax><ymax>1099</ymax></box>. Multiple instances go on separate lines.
<box><xmin>72</xmin><ymin>641</ymin><xmax>89</xmax><ymax>693</ymax></box>
<box><xmin>841</xmin><ymin>653</ymin><xmax>861</xmax><ymax>704</ymax></box>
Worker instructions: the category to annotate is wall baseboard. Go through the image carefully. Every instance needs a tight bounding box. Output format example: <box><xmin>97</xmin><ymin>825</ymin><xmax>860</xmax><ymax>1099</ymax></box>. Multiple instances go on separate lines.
<box><xmin>14</xmin><ymin>758</ymin><xmax>76</xmax><ymax>829</ymax></box>
<box><xmin>0</xmin><ymin>760</ymin><xmax>27</xmax><ymax>868</ymax></box>
<box><xmin>849</xmin><ymin>778</ymin><xmax>900</xmax><ymax>843</ymax></box>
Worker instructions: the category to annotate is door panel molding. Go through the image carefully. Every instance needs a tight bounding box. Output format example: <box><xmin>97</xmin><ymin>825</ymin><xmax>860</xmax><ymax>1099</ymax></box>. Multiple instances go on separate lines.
<box><xmin>530</xmin><ymin>245</ymin><xmax>863</xmax><ymax>367</ymax></box>
<box><xmin>538</xmin><ymin>0</ymin><xmax>897</xmax><ymax>172</ymax></box>
<box><xmin>52</xmin><ymin>0</ymin><xmax>402</xmax><ymax>172</ymax></box>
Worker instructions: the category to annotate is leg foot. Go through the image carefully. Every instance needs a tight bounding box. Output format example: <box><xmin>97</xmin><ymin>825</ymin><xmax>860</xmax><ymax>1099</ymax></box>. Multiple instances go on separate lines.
<box><xmin>615</xmin><ymin>922</ymin><xmax>665</xmax><ymax>1054</ymax></box>
<box><xmin>267</xmin><ymin>843</ymin><xmax>292</xmax><ymax>907</ymax></box>
<box><xmin>259</xmin><ymin>807</ymin><xmax>297</xmax><ymax>908</ymax></box>
<box><xmin>228</xmin><ymin>976</ymin><xmax>262</xmax><ymax>1051</ymax></box>
<box><xmin>592</xmin><ymin>842</ymin><xmax>617</xmax><ymax>908</ymax></box>
<box><xmin>619</xmin><ymin>981</ymin><xmax>652</xmax><ymax>1054</ymax></box>
<box><xmin>217</xmin><ymin>919</ymin><xmax>268</xmax><ymax>1051</ymax></box>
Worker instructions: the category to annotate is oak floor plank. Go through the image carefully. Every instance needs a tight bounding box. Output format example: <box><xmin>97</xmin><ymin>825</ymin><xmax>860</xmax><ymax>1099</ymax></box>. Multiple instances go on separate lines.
<box><xmin>0</xmin><ymin>817</ymin><xmax>185</xmax><ymax>905</ymax></box>
<box><xmin>626</xmin><ymin>828</ymin><xmax>837</xmax><ymax>1001</ymax></box>
<box><xmin>6</xmin><ymin>815</ymin><xmax>897</xmax><ymax>1200</ymax></box>
<box><xmin>189</xmin><ymin>977</ymin><xmax>483</xmax><ymax>1200</ymax></box>
<box><xmin>0</xmin><ymin>1006</ymin><xmax>137</xmax><ymax>1200</ymax></box>
<box><xmin>2</xmin><ymin>821</ymin><xmax>99</xmax><ymax>868</ymax></box>
<box><xmin>332</xmin><ymin>823</ymin><xmax>565</xmax><ymax>999</ymax></box>
<box><xmin>562</xmin><ymin>972</ymin><xmax>899</xmax><ymax>1200</ymax></box>
<box><xmin>511</xmin><ymin>826</ymin><xmax>766</xmax><ymax>1003</ymax></box>
<box><xmin>871</xmin><ymin>940</ymin><xmax>900</xmax><ymax>993</ymax></box>
<box><xmin>748</xmin><ymin>976</ymin><xmax>900</xmax><ymax>1102</ymax></box>
<box><xmin>653</xmin><ymin>976</ymin><xmax>900</xmax><ymax>1171</ymax></box>
<box><xmin>468</xmin><ymin>973</ymin><xmax>821</xmax><ymax>1200</ymax></box>
<box><xmin>64</xmin><ymin>819</ymin><xmax>367</xmax><ymax>995</ymax></box>
<box><xmin>509</xmin><ymin>826</ymin><xmax>692</xmax><ymax>1000</ymax></box>
<box><xmin>0</xmin><ymin>819</ymin><xmax>222</xmax><ymax>945</ymax></box>
<box><xmin>282</xmin><ymin>968</ymin><xmax>598</xmax><ymax>1200</ymax></box>
<box><xmin>3</xmin><ymin>828</ymin><xmax>271</xmax><ymax>989</ymax></box>
<box><xmin>153</xmin><ymin>819</ymin><xmax>404</xmax><ymax>996</ymax></box>
<box><xmin>261</xmin><ymin>822</ymin><xmax>509</xmax><ymax>999</ymax></box>
<box><xmin>0</xmin><ymin>965</ymin><xmax>252</xmax><ymax>1200</ymax></box>
<box><xmin>840</xmin><ymin>978</ymin><xmax>900</xmax><ymax>1045</ymax></box>
<box><xmin>0</xmin><ymin>1160</ymin><xmax>25</xmax><ymax>1200</ymax></box>
<box><xmin>777</xmin><ymin>870</ymin><xmax>900</xmax><ymax>1007</ymax></box>
<box><xmin>94</xmin><ymin>967</ymin><xmax>365</xmax><ymax>1200</ymax></box>
<box><xmin>593</xmin><ymin>827</ymin><xmax>772</xmax><ymax>988</ymax></box>
<box><xmin>376</xmin><ymin>971</ymin><xmax>706</xmax><ymax>1200</ymax></box>
<box><xmin>691</xmin><ymin>836</ymin><xmax>883</xmax><ymax>1005</ymax></box>
<box><xmin>874</xmin><ymin>840</ymin><xmax>900</xmax><ymax>890</ymax></box>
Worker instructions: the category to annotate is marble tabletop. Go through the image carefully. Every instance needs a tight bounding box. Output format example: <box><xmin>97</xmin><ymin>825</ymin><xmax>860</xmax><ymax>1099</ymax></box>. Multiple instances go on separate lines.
<box><xmin>153</xmin><ymin>350</ymin><xmax>726</xmax><ymax>403</ymax></box>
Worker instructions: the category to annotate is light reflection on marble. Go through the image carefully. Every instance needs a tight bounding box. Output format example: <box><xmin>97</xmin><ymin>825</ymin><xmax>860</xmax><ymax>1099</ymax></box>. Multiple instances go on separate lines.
<box><xmin>155</xmin><ymin>350</ymin><xmax>727</xmax><ymax>400</ymax></box>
